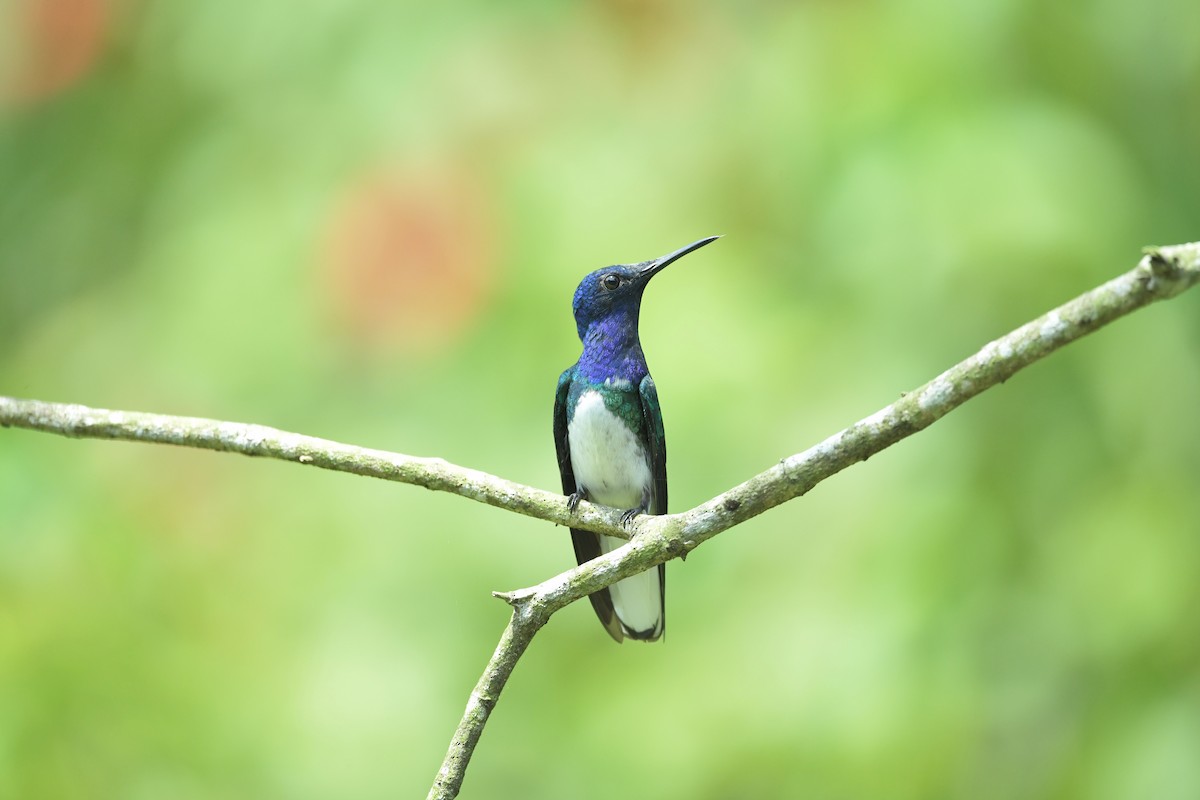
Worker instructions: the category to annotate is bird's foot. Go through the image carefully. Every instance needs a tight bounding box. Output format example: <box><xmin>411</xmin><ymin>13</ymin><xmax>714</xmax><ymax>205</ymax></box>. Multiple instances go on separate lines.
<box><xmin>620</xmin><ymin>505</ymin><xmax>646</xmax><ymax>529</ymax></box>
<box><xmin>567</xmin><ymin>489</ymin><xmax>589</xmax><ymax>514</ymax></box>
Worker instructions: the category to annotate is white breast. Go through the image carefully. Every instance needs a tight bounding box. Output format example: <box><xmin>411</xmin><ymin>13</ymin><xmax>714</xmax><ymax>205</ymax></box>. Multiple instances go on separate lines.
<box><xmin>567</xmin><ymin>389</ymin><xmax>651</xmax><ymax>510</ymax></box>
<box><xmin>567</xmin><ymin>388</ymin><xmax>662</xmax><ymax>638</ymax></box>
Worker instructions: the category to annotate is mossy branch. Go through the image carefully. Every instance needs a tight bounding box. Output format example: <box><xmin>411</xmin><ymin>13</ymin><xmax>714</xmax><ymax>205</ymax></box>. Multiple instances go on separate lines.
<box><xmin>3</xmin><ymin>242</ymin><xmax>1198</xmax><ymax>800</ymax></box>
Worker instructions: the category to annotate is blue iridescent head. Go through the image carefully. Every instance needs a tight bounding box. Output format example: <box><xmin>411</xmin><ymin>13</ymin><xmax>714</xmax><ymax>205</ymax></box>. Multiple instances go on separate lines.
<box><xmin>571</xmin><ymin>236</ymin><xmax>719</xmax><ymax>342</ymax></box>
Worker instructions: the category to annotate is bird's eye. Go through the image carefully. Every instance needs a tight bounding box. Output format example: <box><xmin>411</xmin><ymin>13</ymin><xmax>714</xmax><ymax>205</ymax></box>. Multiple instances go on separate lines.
<box><xmin>601</xmin><ymin>274</ymin><xmax>621</xmax><ymax>291</ymax></box>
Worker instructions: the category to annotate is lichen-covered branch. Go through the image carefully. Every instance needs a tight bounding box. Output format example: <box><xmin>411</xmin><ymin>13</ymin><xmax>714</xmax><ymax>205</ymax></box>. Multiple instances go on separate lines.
<box><xmin>425</xmin><ymin>241</ymin><xmax>1200</xmax><ymax>798</ymax></box>
<box><xmin>427</xmin><ymin>595</ymin><xmax>548</xmax><ymax>800</ymax></box>
<box><xmin>0</xmin><ymin>397</ymin><xmax>631</xmax><ymax>540</ymax></box>
<box><xmin>2</xmin><ymin>242</ymin><xmax>1198</xmax><ymax>800</ymax></box>
<box><xmin>527</xmin><ymin>242</ymin><xmax>1200</xmax><ymax>600</ymax></box>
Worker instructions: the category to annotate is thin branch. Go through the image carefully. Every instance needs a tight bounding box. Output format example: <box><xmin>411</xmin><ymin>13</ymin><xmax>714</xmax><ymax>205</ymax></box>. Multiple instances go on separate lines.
<box><xmin>425</xmin><ymin>241</ymin><xmax>1200</xmax><ymax>798</ymax></box>
<box><xmin>0</xmin><ymin>397</ymin><xmax>631</xmax><ymax>540</ymax></box>
<box><xmin>427</xmin><ymin>595</ymin><xmax>547</xmax><ymax>800</ymax></box>
<box><xmin>2</xmin><ymin>242</ymin><xmax>1198</xmax><ymax>799</ymax></box>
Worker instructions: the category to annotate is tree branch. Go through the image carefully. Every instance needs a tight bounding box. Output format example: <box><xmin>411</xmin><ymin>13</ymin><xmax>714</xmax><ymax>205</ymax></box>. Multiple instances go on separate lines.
<box><xmin>3</xmin><ymin>242</ymin><xmax>1198</xmax><ymax>799</ymax></box>
<box><xmin>428</xmin><ymin>595</ymin><xmax>547</xmax><ymax>800</ymax></box>
<box><xmin>426</xmin><ymin>241</ymin><xmax>1200</xmax><ymax>798</ymax></box>
<box><xmin>0</xmin><ymin>396</ymin><xmax>632</xmax><ymax>540</ymax></box>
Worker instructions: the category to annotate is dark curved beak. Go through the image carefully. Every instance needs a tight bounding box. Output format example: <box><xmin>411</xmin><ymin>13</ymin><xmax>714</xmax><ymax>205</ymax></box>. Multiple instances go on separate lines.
<box><xmin>638</xmin><ymin>235</ymin><xmax>721</xmax><ymax>278</ymax></box>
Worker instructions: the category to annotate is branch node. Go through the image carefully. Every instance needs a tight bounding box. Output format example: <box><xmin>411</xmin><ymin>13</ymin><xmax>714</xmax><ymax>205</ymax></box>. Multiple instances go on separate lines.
<box><xmin>492</xmin><ymin>588</ymin><xmax>533</xmax><ymax>608</ymax></box>
<box><xmin>666</xmin><ymin>533</ymin><xmax>689</xmax><ymax>561</ymax></box>
<box><xmin>1156</xmin><ymin>251</ymin><xmax>1181</xmax><ymax>280</ymax></box>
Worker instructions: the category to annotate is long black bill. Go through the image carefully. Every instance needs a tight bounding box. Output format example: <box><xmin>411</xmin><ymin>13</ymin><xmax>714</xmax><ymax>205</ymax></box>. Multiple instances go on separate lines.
<box><xmin>639</xmin><ymin>235</ymin><xmax>721</xmax><ymax>277</ymax></box>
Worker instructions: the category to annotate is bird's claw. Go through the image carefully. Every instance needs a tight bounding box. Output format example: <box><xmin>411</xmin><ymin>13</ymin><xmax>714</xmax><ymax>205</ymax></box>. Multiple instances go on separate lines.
<box><xmin>620</xmin><ymin>507</ymin><xmax>642</xmax><ymax>528</ymax></box>
<box><xmin>567</xmin><ymin>491</ymin><xmax>586</xmax><ymax>514</ymax></box>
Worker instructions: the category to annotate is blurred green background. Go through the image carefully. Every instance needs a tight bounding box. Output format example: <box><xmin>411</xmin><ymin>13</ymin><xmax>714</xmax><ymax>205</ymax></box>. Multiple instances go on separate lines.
<box><xmin>2</xmin><ymin>1</ymin><xmax>1199</xmax><ymax>798</ymax></box>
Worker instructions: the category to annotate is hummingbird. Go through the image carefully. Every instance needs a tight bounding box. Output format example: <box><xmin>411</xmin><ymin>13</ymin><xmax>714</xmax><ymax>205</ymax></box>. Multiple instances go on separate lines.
<box><xmin>553</xmin><ymin>236</ymin><xmax>719</xmax><ymax>642</ymax></box>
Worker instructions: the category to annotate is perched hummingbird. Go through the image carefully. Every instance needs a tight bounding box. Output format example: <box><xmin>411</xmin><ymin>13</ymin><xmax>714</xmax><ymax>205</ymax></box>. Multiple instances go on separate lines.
<box><xmin>553</xmin><ymin>236</ymin><xmax>719</xmax><ymax>642</ymax></box>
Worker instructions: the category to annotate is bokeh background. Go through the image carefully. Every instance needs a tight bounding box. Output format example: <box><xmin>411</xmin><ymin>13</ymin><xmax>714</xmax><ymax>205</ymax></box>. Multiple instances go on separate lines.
<box><xmin>2</xmin><ymin>1</ymin><xmax>1199</xmax><ymax>798</ymax></box>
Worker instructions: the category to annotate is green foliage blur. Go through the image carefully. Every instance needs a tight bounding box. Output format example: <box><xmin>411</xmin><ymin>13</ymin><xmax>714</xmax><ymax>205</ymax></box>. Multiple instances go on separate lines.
<box><xmin>3</xmin><ymin>1</ymin><xmax>1199</xmax><ymax>797</ymax></box>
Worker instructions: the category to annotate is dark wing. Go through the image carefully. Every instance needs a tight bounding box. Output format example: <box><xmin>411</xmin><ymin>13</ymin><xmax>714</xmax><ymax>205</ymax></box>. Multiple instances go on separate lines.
<box><xmin>555</xmin><ymin>365</ymin><xmax>624</xmax><ymax>642</ymax></box>
<box><xmin>639</xmin><ymin>375</ymin><xmax>668</xmax><ymax>515</ymax></box>
<box><xmin>553</xmin><ymin>366</ymin><xmax>576</xmax><ymax>495</ymax></box>
<box><xmin>639</xmin><ymin>374</ymin><xmax>668</xmax><ymax>636</ymax></box>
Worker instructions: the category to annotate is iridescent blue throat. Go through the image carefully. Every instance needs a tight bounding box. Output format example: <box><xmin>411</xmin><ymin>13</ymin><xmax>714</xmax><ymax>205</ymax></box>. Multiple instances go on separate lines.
<box><xmin>575</xmin><ymin>309</ymin><xmax>649</xmax><ymax>386</ymax></box>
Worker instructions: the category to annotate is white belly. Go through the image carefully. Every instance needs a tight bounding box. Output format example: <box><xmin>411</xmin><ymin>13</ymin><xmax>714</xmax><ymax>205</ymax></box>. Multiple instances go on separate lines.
<box><xmin>567</xmin><ymin>389</ymin><xmax>662</xmax><ymax>638</ymax></box>
<box><xmin>567</xmin><ymin>389</ymin><xmax>651</xmax><ymax>509</ymax></box>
